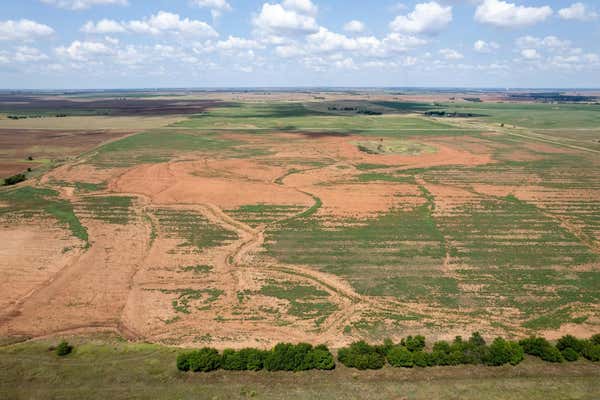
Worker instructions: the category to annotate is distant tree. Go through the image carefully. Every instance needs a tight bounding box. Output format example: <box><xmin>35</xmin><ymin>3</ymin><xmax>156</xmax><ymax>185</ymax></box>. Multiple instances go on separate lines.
<box><xmin>3</xmin><ymin>173</ymin><xmax>26</xmax><ymax>186</ymax></box>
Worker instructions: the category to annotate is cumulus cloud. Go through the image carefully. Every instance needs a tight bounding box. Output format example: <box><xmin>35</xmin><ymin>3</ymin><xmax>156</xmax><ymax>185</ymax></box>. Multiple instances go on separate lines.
<box><xmin>516</xmin><ymin>36</ymin><xmax>571</xmax><ymax>50</ymax></box>
<box><xmin>558</xmin><ymin>3</ymin><xmax>598</xmax><ymax>21</ymax></box>
<box><xmin>191</xmin><ymin>0</ymin><xmax>232</xmax><ymax>19</ymax></box>
<box><xmin>520</xmin><ymin>48</ymin><xmax>540</xmax><ymax>60</ymax></box>
<box><xmin>80</xmin><ymin>11</ymin><xmax>218</xmax><ymax>38</ymax></box>
<box><xmin>41</xmin><ymin>0</ymin><xmax>128</xmax><ymax>10</ymax></box>
<box><xmin>253</xmin><ymin>1</ymin><xmax>319</xmax><ymax>37</ymax></box>
<box><xmin>344</xmin><ymin>20</ymin><xmax>365</xmax><ymax>33</ymax></box>
<box><xmin>439</xmin><ymin>48</ymin><xmax>464</xmax><ymax>60</ymax></box>
<box><xmin>56</xmin><ymin>40</ymin><xmax>113</xmax><ymax>61</ymax></box>
<box><xmin>82</xmin><ymin>19</ymin><xmax>127</xmax><ymax>34</ymax></box>
<box><xmin>390</xmin><ymin>1</ymin><xmax>452</xmax><ymax>35</ymax></box>
<box><xmin>282</xmin><ymin>0</ymin><xmax>318</xmax><ymax>16</ymax></box>
<box><xmin>216</xmin><ymin>36</ymin><xmax>264</xmax><ymax>50</ymax></box>
<box><xmin>475</xmin><ymin>0</ymin><xmax>553</xmax><ymax>28</ymax></box>
<box><xmin>0</xmin><ymin>19</ymin><xmax>54</xmax><ymax>41</ymax></box>
<box><xmin>14</xmin><ymin>46</ymin><xmax>49</xmax><ymax>62</ymax></box>
<box><xmin>474</xmin><ymin>39</ymin><xmax>499</xmax><ymax>53</ymax></box>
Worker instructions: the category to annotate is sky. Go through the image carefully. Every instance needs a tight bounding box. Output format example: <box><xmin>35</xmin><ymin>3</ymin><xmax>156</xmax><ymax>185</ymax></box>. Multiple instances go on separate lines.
<box><xmin>1</xmin><ymin>0</ymin><xmax>600</xmax><ymax>89</ymax></box>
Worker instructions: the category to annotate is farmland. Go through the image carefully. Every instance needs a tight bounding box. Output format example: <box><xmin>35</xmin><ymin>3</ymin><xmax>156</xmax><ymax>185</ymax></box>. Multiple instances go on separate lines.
<box><xmin>0</xmin><ymin>91</ymin><xmax>598</xmax><ymax>365</ymax></box>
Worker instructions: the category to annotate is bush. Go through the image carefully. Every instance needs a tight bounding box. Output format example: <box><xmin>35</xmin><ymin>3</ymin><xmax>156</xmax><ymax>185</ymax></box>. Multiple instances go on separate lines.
<box><xmin>264</xmin><ymin>343</ymin><xmax>331</xmax><ymax>371</ymax></box>
<box><xmin>401</xmin><ymin>335</ymin><xmax>426</xmax><ymax>352</ymax></box>
<box><xmin>337</xmin><ymin>341</ymin><xmax>385</xmax><ymax>370</ymax></box>
<box><xmin>561</xmin><ymin>347</ymin><xmax>579</xmax><ymax>362</ymax></box>
<box><xmin>55</xmin><ymin>341</ymin><xmax>72</xmax><ymax>356</ymax></box>
<box><xmin>221</xmin><ymin>348</ymin><xmax>268</xmax><ymax>371</ymax></box>
<box><xmin>484</xmin><ymin>338</ymin><xmax>523</xmax><ymax>366</ymax></box>
<box><xmin>519</xmin><ymin>337</ymin><xmax>563</xmax><ymax>363</ymax></box>
<box><xmin>177</xmin><ymin>348</ymin><xmax>220</xmax><ymax>372</ymax></box>
<box><xmin>387</xmin><ymin>346</ymin><xmax>413</xmax><ymax>368</ymax></box>
<box><xmin>556</xmin><ymin>335</ymin><xmax>585</xmax><ymax>354</ymax></box>
<box><xmin>590</xmin><ymin>334</ymin><xmax>600</xmax><ymax>346</ymax></box>
<box><xmin>307</xmin><ymin>345</ymin><xmax>335</xmax><ymax>370</ymax></box>
<box><xmin>582</xmin><ymin>343</ymin><xmax>600</xmax><ymax>362</ymax></box>
<box><xmin>221</xmin><ymin>349</ymin><xmax>246</xmax><ymax>371</ymax></box>
<box><xmin>3</xmin><ymin>173</ymin><xmax>26</xmax><ymax>186</ymax></box>
<box><xmin>412</xmin><ymin>351</ymin><xmax>428</xmax><ymax>367</ymax></box>
<box><xmin>242</xmin><ymin>348</ymin><xmax>268</xmax><ymax>371</ymax></box>
<box><xmin>177</xmin><ymin>351</ymin><xmax>193</xmax><ymax>371</ymax></box>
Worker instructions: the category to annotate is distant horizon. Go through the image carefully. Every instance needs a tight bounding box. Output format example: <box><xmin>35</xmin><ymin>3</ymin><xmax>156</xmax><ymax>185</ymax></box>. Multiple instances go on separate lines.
<box><xmin>2</xmin><ymin>0</ymin><xmax>600</xmax><ymax>88</ymax></box>
<box><xmin>2</xmin><ymin>86</ymin><xmax>600</xmax><ymax>92</ymax></box>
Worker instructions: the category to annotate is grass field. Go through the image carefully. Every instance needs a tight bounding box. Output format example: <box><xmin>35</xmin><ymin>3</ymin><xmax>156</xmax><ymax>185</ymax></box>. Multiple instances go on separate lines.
<box><xmin>0</xmin><ymin>336</ymin><xmax>599</xmax><ymax>400</ymax></box>
<box><xmin>0</xmin><ymin>92</ymin><xmax>598</xmax><ymax>362</ymax></box>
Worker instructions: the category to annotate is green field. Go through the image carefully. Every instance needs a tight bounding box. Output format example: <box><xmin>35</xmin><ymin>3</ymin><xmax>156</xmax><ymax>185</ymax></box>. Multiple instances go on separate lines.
<box><xmin>0</xmin><ymin>337</ymin><xmax>599</xmax><ymax>400</ymax></box>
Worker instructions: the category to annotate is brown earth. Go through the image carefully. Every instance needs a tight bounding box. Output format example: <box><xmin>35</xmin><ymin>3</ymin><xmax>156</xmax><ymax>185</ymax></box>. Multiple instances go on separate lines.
<box><xmin>0</xmin><ymin>108</ymin><xmax>598</xmax><ymax>348</ymax></box>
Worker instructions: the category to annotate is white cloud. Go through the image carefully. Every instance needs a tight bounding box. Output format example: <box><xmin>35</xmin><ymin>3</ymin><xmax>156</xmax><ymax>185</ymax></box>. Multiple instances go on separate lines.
<box><xmin>282</xmin><ymin>0</ymin><xmax>318</xmax><ymax>15</ymax></box>
<box><xmin>253</xmin><ymin>2</ymin><xmax>319</xmax><ymax>37</ymax></box>
<box><xmin>82</xmin><ymin>19</ymin><xmax>127</xmax><ymax>34</ymax></box>
<box><xmin>440</xmin><ymin>48</ymin><xmax>464</xmax><ymax>60</ymax></box>
<box><xmin>475</xmin><ymin>0</ymin><xmax>553</xmax><ymax>28</ymax></box>
<box><xmin>382</xmin><ymin>33</ymin><xmax>427</xmax><ymax>53</ymax></box>
<box><xmin>41</xmin><ymin>0</ymin><xmax>128</xmax><ymax>10</ymax></box>
<box><xmin>390</xmin><ymin>1</ymin><xmax>452</xmax><ymax>35</ymax></box>
<box><xmin>0</xmin><ymin>19</ymin><xmax>54</xmax><ymax>41</ymax></box>
<box><xmin>191</xmin><ymin>0</ymin><xmax>232</xmax><ymax>19</ymax></box>
<box><xmin>558</xmin><ymin>3</ymin><xmax>598</xmax><ymax>21</ymax></box>
<box><xmin>14</xmin><ymin>46</ymin><xmax>49</xmax><ymax>62</ymax></box>
<box><xmin>56</xmin><ymin>40</ymin><xmax>113</xmax><ymax>61</ymax></box>
<box><xmin>216</xmin><ymin>36</ymin><xmax>263</xmax><ymax>50</ymax></box>
<box><xmin>344</xmin><ymin>20</ymin><xmax>365</xmax><ymax>33</ymax></box>
<box><xmin>80</xmin><ymin>12</ymin><xmax>218</xmax><ymax>38</ymax></box>
<box><xmin>474</xmin><ymin>39</ymin><xmax>499</xmax><ymax>53</ymax></box>
<box><xmin>516</xmin><ymin>36</ymin><xmax>571</xmax><ymax>50</ymax></box>
<box><xmin>521</xmin><ymin>48</ymin><xmax>540</xmax><ymax>60</ymax></box>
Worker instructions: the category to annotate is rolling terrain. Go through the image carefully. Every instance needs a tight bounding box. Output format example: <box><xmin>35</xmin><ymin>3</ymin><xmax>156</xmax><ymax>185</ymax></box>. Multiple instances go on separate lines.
<box><xmin>0</xmin><ymin>92</ymin><xmax>598</xmax><ymax>349</ymax></box>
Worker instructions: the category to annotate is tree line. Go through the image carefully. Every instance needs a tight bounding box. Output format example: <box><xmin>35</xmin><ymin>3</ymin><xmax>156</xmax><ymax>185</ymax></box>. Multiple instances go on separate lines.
<box><xmin>176</xmin><ymin>333</ymin><xmax>600</xmax><ymax>372</ymax></box>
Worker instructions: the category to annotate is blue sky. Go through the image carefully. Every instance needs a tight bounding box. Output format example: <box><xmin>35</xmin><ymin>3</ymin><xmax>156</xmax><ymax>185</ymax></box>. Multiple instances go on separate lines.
<box><xmin>1</xmin><ymin>0</ymin><xmax>599</xmax><ymax>88</ymax></box>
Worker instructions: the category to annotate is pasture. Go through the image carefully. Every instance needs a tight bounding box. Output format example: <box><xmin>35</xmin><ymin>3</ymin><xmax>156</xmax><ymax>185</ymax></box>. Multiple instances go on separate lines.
<box><xmin>0</xmin><ymin>92</ymin><xmax>598</xmax><ymax>351</ymax></box>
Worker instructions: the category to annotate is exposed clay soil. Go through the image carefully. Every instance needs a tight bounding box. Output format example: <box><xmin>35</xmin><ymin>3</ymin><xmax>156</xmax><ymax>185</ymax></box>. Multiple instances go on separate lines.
<box><xmin>1</xmin><ymin>108</ymin><xmax>598</xmax><ymax>348</ymax></box>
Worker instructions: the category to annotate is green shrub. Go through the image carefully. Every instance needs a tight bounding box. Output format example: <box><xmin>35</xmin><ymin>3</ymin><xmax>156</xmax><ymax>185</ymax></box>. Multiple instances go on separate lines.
<box><xmin>387</xmin><ymin>346</ymin><xmax>413</xmax><ymax>368</ymax></box>
<box><xmin>485</xmin><ymin>338</ymin><xmax>523</xmax><ymax>366</ymax></box>
<box><xmin>337</xmin><ymin>341</ymin><xmax>385</xmax><ymax>370</ymax></box>
<box><xmin>469</xmin><ymin>332</ymin><xmax>486</xmax><ymax>347</ymax></box>
<box><xmin>519</xmin><ymin>337</ymin><xmax>563</xmax><ymax>363</ymax></box>
<box><xmin>412</xmin><ymin>351</ymin><xmax>428</xmax><ymax>367</ymax></box>
<box><xmin>556</xmin><ymin>335</ymin><xmax>585</xmax><ymax>354</ymax></box>
<box><xmin>3</xmin><ymin>173</ymin><xmax>26</xmax><ymax>186</ymax></box>
<box><xmin>221</xmin><ymin>349</ymin><xmax>246</xmax><ymax>371</ymax></box>
<box><xmin>307</xmin><ymin>345</ymin><xmax>335</xmax><ymax>370</ymax></box>
<box><xmin>582</xmin><ymin>343</ymin><xmax>600</xmax><ymax>362</ymax></box>
<box><xmin>55</xmin><ymin>341</ymin><xmax>72</xmax><ymax>357</ymax></box>
<box><xmin>177</xmin><ymin>351</ymin><xmax>193</xmax><ymax>371</ymax></box>
<box><xmin>264</xmin><ymin>343</ymin><xmax>326</xmax><ymax>371</ymax></box>
<box><xmin>561</xmin><ymin>347</ymin><xmax>579</xmax><ymax>362</ymax></box>
<box><xmin>589</xmin><ymin>334</ymin><xmax>600</xmax><ymax>346</ymax></box>
<box><xmin>180</xmin><ymin>348</ymin><xmax>220</xmax><ymax>372</ymax></box>
<box><xmin>401</xmin><ymin>335</ymin><xmax>426</xmax><ymax>352</ymax></box>
<box><xmin>241</xmin><ymin>348</ymin><xmax>268</xmax><ymax>371</ymax></box>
